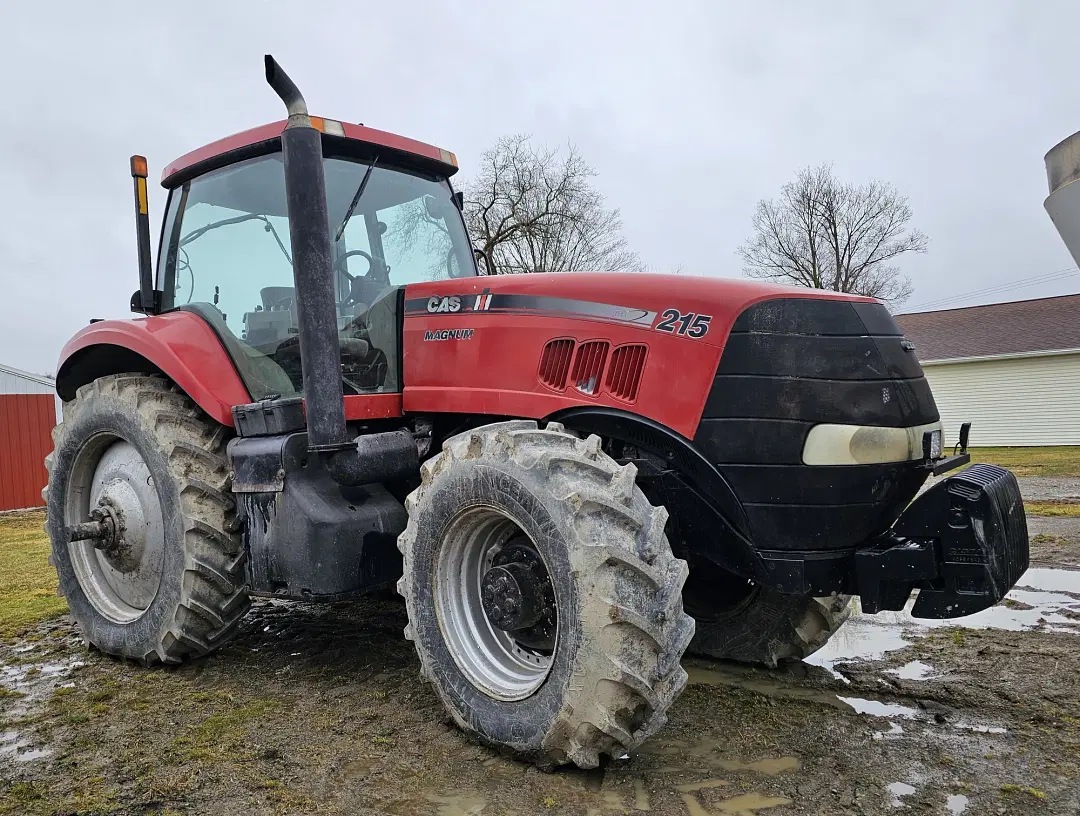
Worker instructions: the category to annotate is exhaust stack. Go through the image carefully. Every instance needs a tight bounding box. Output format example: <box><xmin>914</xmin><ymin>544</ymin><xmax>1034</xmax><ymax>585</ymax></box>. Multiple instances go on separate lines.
<box><xmin>263</xmin><ymin>56</ymin><xmax>353</xmax><ymax>460</ymax></box>
<box><xmin>264</xmin><ymin>56</ymin><xmax>418</xmax><ymax>486</ymax></box>
<box><xmin>1044</xmin><ymin>131</ymin><xmax>1080</xmax><ymax>267</ymax></box>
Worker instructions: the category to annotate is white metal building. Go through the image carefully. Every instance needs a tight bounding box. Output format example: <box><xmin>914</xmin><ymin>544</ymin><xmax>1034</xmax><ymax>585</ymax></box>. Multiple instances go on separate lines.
<box><xmin>897</xmin><ymin>294</ymin><xmax>1080</xmax><ymax>446</ymax></box>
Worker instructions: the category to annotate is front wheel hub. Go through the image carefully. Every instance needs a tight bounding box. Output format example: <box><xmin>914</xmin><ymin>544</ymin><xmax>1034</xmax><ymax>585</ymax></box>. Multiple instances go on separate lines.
<box><xmin>482</xmin><ymin>562</ymin><xmax>543</xmax><ymax>631</ymax></box>
<box><xmin>433</xmin><ymin>513</ymin><xmax>558</xmax><ymax>701</ymax></box>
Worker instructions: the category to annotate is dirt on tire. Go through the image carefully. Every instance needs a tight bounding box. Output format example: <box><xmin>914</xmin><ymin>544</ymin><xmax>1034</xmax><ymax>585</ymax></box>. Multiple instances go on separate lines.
<box><xmin>397</xmin><ymin>420</ymin><xmax>694</xmax><ymax>769</ymax></box>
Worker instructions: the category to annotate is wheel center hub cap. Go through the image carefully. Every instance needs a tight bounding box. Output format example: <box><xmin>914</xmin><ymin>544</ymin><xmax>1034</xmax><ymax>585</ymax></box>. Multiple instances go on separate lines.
<box><xmin>95</xmin><ymin>479</ymin><xmax>147</xmax><ymax>572</ymax></box>
<box><xmin>481</xmin><ymin>562</ymin><xmax>543</xmax><ymax>632</ymax></box>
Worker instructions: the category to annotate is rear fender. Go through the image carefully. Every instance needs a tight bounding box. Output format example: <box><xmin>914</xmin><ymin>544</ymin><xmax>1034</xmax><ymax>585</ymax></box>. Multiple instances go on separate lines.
<box><xmin>56</xmin><ymin>313</ymin><xmax>250</xmax><ymax>426</ymax></box>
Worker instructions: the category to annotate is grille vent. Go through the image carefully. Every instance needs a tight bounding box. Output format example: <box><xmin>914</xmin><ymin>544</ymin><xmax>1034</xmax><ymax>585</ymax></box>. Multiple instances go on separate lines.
<box><xmin>571</xmin><ymin>341</ymin><xmax>609</xmax><ymax>395</ymax></box>
<box><xmin>604</xmin><ymin>344</ymin><xmax>647</xmax><ymax>402</ymax></box>
<box><xmin>538</xmin><ymin>338</ymin><xmax>575</xmax><ymax>390</ymax></box>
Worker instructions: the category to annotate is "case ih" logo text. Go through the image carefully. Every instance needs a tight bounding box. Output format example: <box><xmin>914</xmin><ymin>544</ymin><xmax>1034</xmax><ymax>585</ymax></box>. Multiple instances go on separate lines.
<box><xmin>427</xmin><ymin>296</ymin><xmax>461</xmax><ymax>313</ymax></box>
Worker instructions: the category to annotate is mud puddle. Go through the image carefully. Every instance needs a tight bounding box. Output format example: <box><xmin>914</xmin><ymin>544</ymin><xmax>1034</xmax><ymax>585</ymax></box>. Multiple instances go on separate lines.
<box><xmin>887</xmin><ymin>659</ymin><xmax>936</xmax><ymax>680</ymax></box>
<box><xmin>946</xmin><ymin>792</ymin><xmax>970</xmax><ymax>814</ymax></box>
<box><xmin>0</xmin><ymin>636</ymin><xmax>87</xmax><ymax>805</ymax></box>
<box><xmin>0</xmin><ymin>730</ymin><xmax>51</xmax><ymax>763</ymax></box>
<box><xmin>806</xmin><ymin>566</ymin><xmax>1080</xmax><ymax>681</ymax></box>
<box><xmin>1</xmin><ymin>657</ymin><xmax>84</xmax><ymax>707</ymax></box>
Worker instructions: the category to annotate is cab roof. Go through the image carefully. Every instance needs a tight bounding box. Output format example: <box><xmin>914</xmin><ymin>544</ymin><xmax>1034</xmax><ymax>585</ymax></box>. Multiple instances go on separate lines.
<box><xmin>161</xmin><ymin>117</ymin><xmax>459</xmax><ymax>189</ymax></box>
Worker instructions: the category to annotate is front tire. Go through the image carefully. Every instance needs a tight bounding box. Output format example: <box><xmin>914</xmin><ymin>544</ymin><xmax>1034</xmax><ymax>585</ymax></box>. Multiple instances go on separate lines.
<box><xmin>44</xmin><ymin>375</ymin><xmax>249</xmax><ymax>664</ymax></box>
<box><xmin>684</xmin><ymin>558</ymin><xmax>851</xmax><ymax>667</ymax></box>
<box><xmin>397</xmin><ymin>421</ymin><xmax>694</xmax><ymax>769</ymax></box>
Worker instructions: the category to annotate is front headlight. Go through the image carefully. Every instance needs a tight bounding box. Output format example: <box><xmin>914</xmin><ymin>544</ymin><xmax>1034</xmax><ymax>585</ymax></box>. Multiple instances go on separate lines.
<box><xmin>802</xmin><ymin>422</ymin><xmax>944</xmax><ymax>466</ymax></box>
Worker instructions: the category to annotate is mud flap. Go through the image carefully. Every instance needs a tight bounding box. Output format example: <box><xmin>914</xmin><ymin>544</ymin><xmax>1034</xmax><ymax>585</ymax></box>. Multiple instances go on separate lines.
<box><xmin>856</xmin><ymin>464</ymin><xmax>1029</xmax><ymax>619</ymax></box>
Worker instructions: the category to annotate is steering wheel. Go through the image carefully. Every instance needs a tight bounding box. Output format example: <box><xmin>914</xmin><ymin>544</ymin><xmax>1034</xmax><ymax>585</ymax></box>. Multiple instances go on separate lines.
<box><xmin>336</xmin><ymin>249</ymin><xmax>392</xmax><ymax>307</ymax></box>
<box><xmin>335</xmin><ymin>249</ymin><xmax>376</xmax><ymax>281</ymax></box>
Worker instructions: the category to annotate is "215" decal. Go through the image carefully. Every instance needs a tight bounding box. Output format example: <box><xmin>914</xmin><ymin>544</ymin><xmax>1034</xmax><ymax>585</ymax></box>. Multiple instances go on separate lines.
<box><xmin>655</xmin><ymin>309</ymin><xmax>712</xmax><ymax>338</ymax></box>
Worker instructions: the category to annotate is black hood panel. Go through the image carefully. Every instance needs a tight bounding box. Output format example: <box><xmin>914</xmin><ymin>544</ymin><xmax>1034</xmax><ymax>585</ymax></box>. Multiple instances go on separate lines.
<box><xmin>694</xmin><ymin>297</ymin><xmax>938</xmax><ymax>551</ymax></box>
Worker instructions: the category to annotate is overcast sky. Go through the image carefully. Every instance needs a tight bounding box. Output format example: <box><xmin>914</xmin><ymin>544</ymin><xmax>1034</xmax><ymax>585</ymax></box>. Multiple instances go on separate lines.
<box><xmin>2</xmin><ymin>1</ymin><xmax>1079</xmax><ymax>375</ymax></box>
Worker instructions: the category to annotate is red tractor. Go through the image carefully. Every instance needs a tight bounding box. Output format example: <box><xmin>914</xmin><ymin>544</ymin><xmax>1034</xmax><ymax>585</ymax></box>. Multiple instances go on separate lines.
<box><xmin>45</xmin><ymin>57</ymin><xmax>1028</xmax><ymax>769</ymax></box>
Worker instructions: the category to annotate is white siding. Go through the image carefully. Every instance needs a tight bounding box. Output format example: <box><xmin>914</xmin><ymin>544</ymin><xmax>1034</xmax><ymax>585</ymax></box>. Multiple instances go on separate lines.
<box><xmin>0</xmin><ymin>369</ymin><xmax>53</xmax><ymax>395</ymax></box>
<box><xmin>923</xmin><ymin>353</ymin><xmax>1080</xmax><ymax>446</ymax></box>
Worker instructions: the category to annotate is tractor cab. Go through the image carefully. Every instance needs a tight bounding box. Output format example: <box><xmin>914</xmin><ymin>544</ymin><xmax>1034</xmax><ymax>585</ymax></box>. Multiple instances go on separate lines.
<box><xmin>154</xmin><ymin>118</ymin><xmax>476</xmax><ymax>400</ymax></box>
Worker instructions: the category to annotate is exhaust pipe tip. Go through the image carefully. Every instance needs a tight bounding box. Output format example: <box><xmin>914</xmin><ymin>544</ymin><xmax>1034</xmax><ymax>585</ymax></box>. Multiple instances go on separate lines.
<box><xmin>264</xmin><ymin>54</ymin><xmax>310</xmax><ymax>126</ymax></box>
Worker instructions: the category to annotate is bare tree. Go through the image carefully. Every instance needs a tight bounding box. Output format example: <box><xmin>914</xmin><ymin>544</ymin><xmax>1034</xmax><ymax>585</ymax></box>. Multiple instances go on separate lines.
<box><xmin>738</xmin><ymin>164</ymin><xmax>927</xmax><ymax>305</ymax></box>
<box><xmin>462</xmin><ymin>134</ymin><xmax>641</xmax><ymax>274</ymax></box>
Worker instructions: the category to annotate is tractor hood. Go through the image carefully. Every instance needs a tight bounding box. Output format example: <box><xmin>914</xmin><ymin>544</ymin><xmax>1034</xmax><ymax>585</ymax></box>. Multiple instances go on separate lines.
<box><xmin>402</xmin><ymin>270</ymin><xmax>938</xmax><ymax>557</ymax></box>
<box><xmin>400</xmin><ymin>271</ymin><xmax>911</xmax><ymax>439</ymax></box>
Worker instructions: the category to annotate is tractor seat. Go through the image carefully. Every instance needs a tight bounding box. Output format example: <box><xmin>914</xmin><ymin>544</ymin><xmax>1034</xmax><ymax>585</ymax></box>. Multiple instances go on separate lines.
<box><xmin>261</xmin><ymin>286</ymin><xmax>295</xmax><ymax>311</ymax></box>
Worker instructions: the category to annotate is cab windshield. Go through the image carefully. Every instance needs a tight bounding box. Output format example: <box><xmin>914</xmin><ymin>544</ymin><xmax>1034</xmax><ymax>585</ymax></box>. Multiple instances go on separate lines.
<box><xmin>157</xmin><ymin>152</ymin><xmax>475</xmax><ymax>399</ymax></box>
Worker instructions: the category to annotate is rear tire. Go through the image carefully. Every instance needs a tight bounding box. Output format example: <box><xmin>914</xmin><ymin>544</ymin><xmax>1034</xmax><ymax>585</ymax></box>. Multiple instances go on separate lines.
<box><xmin>397</xmin><ymin>421</ymin><xmax>694</xmax><ymax>769</ymax></box>
<box><xmin>685</xmin><ymin>559</ymin><xmax>851</xmax><ymax>668</ymax></box>
<box><xmin>44</xmin><ymin>375</ymin><xmax>249</xmax><ymax>664</ymax></box>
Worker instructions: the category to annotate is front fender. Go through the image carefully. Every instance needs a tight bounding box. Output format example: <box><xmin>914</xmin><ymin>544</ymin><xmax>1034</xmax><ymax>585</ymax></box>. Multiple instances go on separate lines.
<box><xmin>57</xmin><ymin>313</ymin><xmax>250</xmax><ymax>426</ymax></box>
<box><xmin>550</xmin><ymin>406</ymin><xmax>765</xmax><ymax>581</ymax></box>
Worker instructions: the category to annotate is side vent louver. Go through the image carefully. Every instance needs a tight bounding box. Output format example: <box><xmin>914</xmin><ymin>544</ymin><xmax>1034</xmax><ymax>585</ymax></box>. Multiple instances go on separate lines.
<box><xmin>605</xmin><ymin>344</ymin><xmax>647</xmax><ymax>402</ymax></box>
<box><xmin>538</xmin><ymin>338</ymin><xmax>575</xmax><ymax>390</ymax></box>
<box><xmin>571</xmin><ymin>341</ymin><xmax>609</xmax><ymax>395</ymax></box>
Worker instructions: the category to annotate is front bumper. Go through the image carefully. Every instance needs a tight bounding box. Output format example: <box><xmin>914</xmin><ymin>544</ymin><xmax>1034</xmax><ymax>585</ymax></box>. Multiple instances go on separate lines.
<box><xmin>855</xmin><ymin>463</ymin><xmax>1029</xmax><ymax>618</ymax></box>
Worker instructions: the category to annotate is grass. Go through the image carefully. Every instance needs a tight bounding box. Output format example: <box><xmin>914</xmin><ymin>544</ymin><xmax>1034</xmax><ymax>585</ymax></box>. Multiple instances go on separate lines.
<box><xmin>1000</xmin><ymin>783</ymin><xmax>1048</xmax><ymax>800</ymax></box>
<box><xmin>5</xmin><ymin>672</ymin><xmax>300</xmax><ymax>815</ymax></box>
<box><xmin>169</xmin><ymin>698</ymin><xmax>282</xmax><ymax>762</ymax></box>
<box><xmin>969</xmin><ymin>446</ymin><xmax>1080</xmax><ymax>478</ymax></box>
<box><xmin>0</xmin><ymin>777</ymin><xmax>120</xmax><ymax>816</ymax></box>
<box><xmin>1024</xmin><ymin>501</ymin><xmax>1080</xmax><ymax>517</ymax></box>
<box><xmin>0</xmin><ymin>510</ymin><xmax>66</xmax><ymax>639</ymax></box>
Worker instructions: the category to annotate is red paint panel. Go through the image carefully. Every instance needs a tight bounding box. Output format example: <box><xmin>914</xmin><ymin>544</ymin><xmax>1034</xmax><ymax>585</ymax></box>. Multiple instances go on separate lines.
<box><xmin>161</xmin><ymin>120</ymin><xmax>456</xmax><ymax>187</ymax></box>
<box><xmin>0</xmin><ymin>394</ymin><xmax>55</xmax><ymax>511</ymax></box>
<box><xmin>343</xmin><ymin>394</ymin><xmax>402</xmax><ymax>420</ymax></box>
<box><xmin>58</xmin><ymin>313</ymin><xmax>251</xmax><ymax>427</ymax></box>
<box><xmin>59</xmin><ymin>315</ymin><xmax>404</xmax><ymax>427</ymax></box>
<box><xmin>404</xmin><ymin>316</ymin><xmax>719</xmax><ymax>439</ymax></box>
<box><xmin>402</xmin><ymin>273</ymin><xmax>872</xmax><ymax>439</ymax></box>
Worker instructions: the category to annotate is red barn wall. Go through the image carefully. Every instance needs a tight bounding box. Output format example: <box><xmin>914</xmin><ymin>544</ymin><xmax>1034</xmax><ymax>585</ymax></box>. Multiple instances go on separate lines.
<box><xmin>0</xmin><ymin>393</ymin><xmax>55</xmax><ymax>511</ymax></box>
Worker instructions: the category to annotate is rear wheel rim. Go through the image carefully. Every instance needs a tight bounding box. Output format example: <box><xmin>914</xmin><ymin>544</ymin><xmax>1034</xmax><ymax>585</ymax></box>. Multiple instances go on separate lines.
<box><xmin>65</xmin><ymin>435</ymin><xmax>166</xmax><ymax>624</ymax></box>
<box><xmin>434</xmin><ymin>506</ymin><xmax>556</xmax><ymax>701</ymax></box>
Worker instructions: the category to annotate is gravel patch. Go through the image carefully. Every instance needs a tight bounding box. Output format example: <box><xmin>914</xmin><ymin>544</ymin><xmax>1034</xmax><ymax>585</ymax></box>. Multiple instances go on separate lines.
<box><xmin>1017</xmin><ymin>476</ymin><xmax>1080</xmax><ymax>502</ymax></box>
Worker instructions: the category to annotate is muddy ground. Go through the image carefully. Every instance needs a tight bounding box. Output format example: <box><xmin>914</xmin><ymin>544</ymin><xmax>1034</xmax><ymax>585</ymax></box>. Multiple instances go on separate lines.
<box><xmin>2</xmin><ymin>485</ymin><xmax>1079</xmax><ymax>815</ymax></box>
